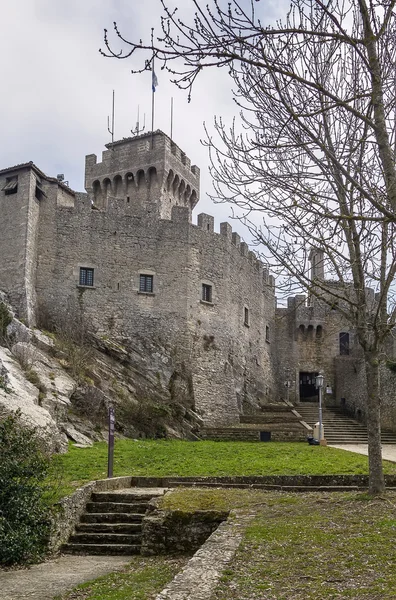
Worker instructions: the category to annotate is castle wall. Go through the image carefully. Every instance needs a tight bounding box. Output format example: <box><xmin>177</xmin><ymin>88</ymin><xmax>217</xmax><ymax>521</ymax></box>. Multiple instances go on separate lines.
<box><xmin>0</xmin><ymin>168</ymin><xmax>38</xmax><ymax>324</ymax></box>
<box><xmin>275</xmin><ymin>296</ymin><xmax>354</xmax><ymax>404</ymax></box>
<box><xmin>33</xmin><ymin>190</ymin><xmax>275</xmax><ymax>426</ymax></box>
<box><xmin>335</xmin><ymin>359</ymin><xmax>396</xmax><ymax>430</ymax></box>
<box><xmin>186</xmin><ymin>215</ymin><xmax>275</xmax><ymax>424</ymax></box>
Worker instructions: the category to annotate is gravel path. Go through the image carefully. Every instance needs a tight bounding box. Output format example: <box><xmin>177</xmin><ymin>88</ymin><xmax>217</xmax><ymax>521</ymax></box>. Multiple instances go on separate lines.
<box><xmin>0</xmin><ymin>555</ymin><xmax>132</xmax><ymax>600</ymax></box>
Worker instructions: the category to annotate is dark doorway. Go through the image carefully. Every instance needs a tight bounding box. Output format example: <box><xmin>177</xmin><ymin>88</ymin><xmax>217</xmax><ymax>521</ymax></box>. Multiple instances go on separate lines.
<box><xmin>299</xmin><ymin>372</ymin><xmax>319</xmax><ymax>402</ymax></box>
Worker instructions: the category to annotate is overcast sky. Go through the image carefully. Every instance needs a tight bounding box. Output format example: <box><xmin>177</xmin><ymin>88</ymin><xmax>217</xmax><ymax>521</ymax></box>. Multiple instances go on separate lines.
<box><xmin>1</xmin><ymin>0</ymin><xmax>286</xmax><ymax>228</ymax></box>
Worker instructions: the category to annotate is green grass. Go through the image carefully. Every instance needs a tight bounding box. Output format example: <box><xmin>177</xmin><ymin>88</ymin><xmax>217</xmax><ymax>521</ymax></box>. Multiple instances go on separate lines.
<box><xmin>56</xmin><ymin>556</ymin><xmax>187</xmax><ymax>600</ymax></box>
<box><xmin>49</xmin><ymin>439</ymin><xmax>396</xmax><ymax>500</ymax></box>
<box><xmin>214</xmin><ymin>491</ymin><xmax>396</xmax><ymax>599</ymax></box>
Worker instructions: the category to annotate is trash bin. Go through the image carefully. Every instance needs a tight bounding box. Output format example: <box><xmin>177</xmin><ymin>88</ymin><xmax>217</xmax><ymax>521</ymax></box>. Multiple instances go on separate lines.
<box><xmin>313</xmin><ymin>422</ymin><xmax>325</xmax><ymax>441</ymax></box>
<box><xmin>260</xmin><ymin>431</ymin><xmax>271</xmax><ymax>442</ymax></box>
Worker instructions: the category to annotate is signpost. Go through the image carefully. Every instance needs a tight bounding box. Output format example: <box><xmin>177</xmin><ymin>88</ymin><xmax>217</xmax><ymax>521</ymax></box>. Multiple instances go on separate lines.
<box><xmin>315</xmin><ymin>373</ymin><xmax>324</xmax><ymax>443</ymax></box>
<box><xmin>107</xmin><ymin>406</ymin><xmax>115</xmax><ymax>478</ymax></box>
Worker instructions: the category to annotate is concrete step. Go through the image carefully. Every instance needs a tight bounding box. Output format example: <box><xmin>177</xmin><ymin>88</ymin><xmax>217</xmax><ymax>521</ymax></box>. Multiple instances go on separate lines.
<box><xmin>85</xmin><ymin>502</ymin><xmax>147</xmax><ymax>514</ymax></box>
<box><xmin>62</xmin><ymin>543</ymin><xmax>141</xmax><ymax>555</ymax></box>
<box><xmin>80</xmin><ymin>512</ymin><xmax>144</xmax><ymax>524</ymax></box>
<box><xmin>69</xmin><ymin>532</ymin><xmax>141</xmax><ymax>545</ymax></box>
<box><xmin>76</xmin><ymin>523</ymin><xmax>142</xmax><ymax>534</ymax></box>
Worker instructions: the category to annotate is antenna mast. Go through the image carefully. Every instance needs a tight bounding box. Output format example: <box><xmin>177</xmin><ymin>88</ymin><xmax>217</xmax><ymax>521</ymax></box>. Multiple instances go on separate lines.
<box><xmin>107</xmin><ymin>90</ymin><xmax>115</xmax><ymax>144</ymax></box>
<box><xmin>151</xmin><ymin>28</ymin><xmax>155</xmax><ymax>149</ymax></box>
<box><xmin>131</xmin><ymin>105</ymin><xmax>146</xmax><ymax>136</ymax></box>
<box><xmin>170</xmin><ymin>97</ymin><xmax>174</xmax><ymax>140</ymax></box>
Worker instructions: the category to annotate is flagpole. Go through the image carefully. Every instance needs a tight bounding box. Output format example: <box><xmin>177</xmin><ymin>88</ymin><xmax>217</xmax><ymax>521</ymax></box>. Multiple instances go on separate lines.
<box><xmin>151</xmin><ymin>28</ymin><xmax>155</xmax><ymax>149</ymax></box>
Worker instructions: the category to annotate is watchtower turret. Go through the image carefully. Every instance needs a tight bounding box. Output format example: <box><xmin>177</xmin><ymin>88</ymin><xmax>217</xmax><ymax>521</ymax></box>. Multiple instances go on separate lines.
<box><xmin>309</xmin><ymin>247</ymin><xmax>324</xmax><ymax>281</ymax></box>
<box><xmin>84</xmin><ymin>130</ymin><xmax>200</xmax><ymax>219</ymax></box>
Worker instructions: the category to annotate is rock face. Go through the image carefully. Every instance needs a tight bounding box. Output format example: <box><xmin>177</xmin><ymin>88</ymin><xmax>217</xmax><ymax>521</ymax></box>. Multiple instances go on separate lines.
<box><xmin>0</xmin><ymin>347</ymin><xmax>67</xmax><ymax>453</ymax></box>
<box><xmin>0</xmin><ymin>292</ymin><xmax>203</xmax><ymax>452</ymax></box>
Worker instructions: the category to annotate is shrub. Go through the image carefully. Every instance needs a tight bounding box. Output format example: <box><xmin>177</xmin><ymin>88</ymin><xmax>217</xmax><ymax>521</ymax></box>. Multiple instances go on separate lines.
<box><xmin>0</xmin><ymin>302</ymin><xmax>12</xmax><ymax>344</ymax></box>
<box><xmin>118</xmin><ymin>397</ymin><xmax>183</xmax><ymax>438</ymax></box>
<box><xmin>0</xmin><ymin>411</ymin><xmax>51</xmax><ymax>565</ymax></box>
<box><xmin>25</xmin><ymin>369</ymin><xmax>47</xmax><ymax>395</ymax></box>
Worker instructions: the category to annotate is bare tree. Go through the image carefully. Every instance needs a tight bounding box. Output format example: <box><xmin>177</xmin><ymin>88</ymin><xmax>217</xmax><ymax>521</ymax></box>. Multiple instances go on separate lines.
<box><xmin>102</xmin><ymin>0</ymin><xmax>396</xmax><ymax>494</ymax></box>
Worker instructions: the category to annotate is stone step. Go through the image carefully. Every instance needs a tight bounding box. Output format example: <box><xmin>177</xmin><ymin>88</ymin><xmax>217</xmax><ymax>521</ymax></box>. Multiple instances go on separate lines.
<box><xmin>62</xmin><ymin>543</ymin><xmax>141</xmax><ymax>555</ymax></box>
<box><xmin>240</xmin><ymin>415</ymin><xmax>301</xmax><ymax>424</ymax></box>
<box><xmin>91</xmin><ymin>492</ymin><xmax>157</xmax><ymax>503</ymax></box>
<box><xmin>85</xmin><ymin>502</ymin><xmax>147</xmax><ymax>514</ymax></box>
<box><xmin>80</xmin><ymin>512</ymin><xmax>144</xmax><ymax>524</ymax></box>
<box><xmin>297</xmin><ymin>404</ymin><xmax>396</xmax><ymax>444</ymax></box>
<box><xmin>76</xmin><ymin>522</ymin><xmax>142</xmax><ymax>534</ymax></box>
<box><xmin>201</xmin><ymin>428</ymin><xmax>307</xmax><ymax>442</ymax></box>
<box><xmin>69</xmin><ymin>532</ymin><xmax>141</xmax><ymax>545</ymax></box>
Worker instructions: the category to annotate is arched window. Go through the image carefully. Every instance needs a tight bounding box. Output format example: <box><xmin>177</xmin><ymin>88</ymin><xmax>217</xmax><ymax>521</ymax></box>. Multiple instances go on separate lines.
<box><xmin>172</xmin><ymin>174</ymin><xmax>180</xmax><ymax>196</ymax></box>
<box><xmin>166</xmin><ymin>169</ymin><xmax>174</xmax><ymax>191</ymax></box>
<box><xmin>136</xmin><ymin>170</ymin><xmax>145</xmax><ymax>187</ymax></box>
<box><xmin>92</xmin><ymin>180</ymin><xmax>102</xmax><ymax>206</ymax></box>
<box><xmin>339</xmin><ymin>332</ymin><xmax>350</xmax><ymax>355</ymax></box>
<box><xmin>113</xmin><ymin>174</ymin><xmax>123</xmax><ymax>197</ymax></box>
<box><xmin>102</xmin><ymin>178</ymin><xmax>112</xmax><ymax>203</ymax></box>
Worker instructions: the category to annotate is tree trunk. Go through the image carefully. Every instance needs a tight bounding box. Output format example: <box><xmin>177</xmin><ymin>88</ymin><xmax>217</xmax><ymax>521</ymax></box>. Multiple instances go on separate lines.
<box><xmin>365</xmin><ymin>354</ymin><xmax>385</xmax><ymax>495</ymax></box>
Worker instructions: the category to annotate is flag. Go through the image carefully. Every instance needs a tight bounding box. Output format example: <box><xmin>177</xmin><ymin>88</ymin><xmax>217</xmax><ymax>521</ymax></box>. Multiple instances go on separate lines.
<box><xmin>152</xmin><ymin>70</ymin><xmax>158</xmax><ymax>93</ymax></box>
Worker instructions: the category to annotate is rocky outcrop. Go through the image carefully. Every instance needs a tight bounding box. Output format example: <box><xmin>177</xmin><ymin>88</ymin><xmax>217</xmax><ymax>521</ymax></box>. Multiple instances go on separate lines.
<box><xmin>0</xmin><ymin>347</ymin><xmax>67</xmax><ymax>453</ymax></box>
<box><xmin>0</xmin><ymin>291</ymin><xmax>203</xmax><ymax>452</ymax></box>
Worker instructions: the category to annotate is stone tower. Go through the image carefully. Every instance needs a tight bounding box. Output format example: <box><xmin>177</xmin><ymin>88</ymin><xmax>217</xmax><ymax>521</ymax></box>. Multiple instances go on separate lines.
<box><xmin>84</xmin><ymin>130</ymin><xmax>200</xmax><ymax>219</ymax></box>
<box><xmin>309</xmin><ymin>247</ymin><xmax>324</xmax><ymax>281</ymax></box>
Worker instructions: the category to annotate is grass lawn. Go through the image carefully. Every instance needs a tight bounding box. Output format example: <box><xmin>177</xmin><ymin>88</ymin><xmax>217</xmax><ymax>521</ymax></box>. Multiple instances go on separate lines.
<box><xmin>213</xmin><ymin>490</ymin><xmax>396</xmax><ymax>599</ymax></box>
<box><xmin>49</xmin><ymin>439</ymin><xmax>396</xmax><ymax>500</ymax></box>
<box><xmin>55</xmin><ymin>556</ymin><xmax>187</xmax><ymax>600</ymax></box>
<box><xmin>55</xmin><ymin>488</ymin><xmax>396</xmax><ymax>599</ymax></box>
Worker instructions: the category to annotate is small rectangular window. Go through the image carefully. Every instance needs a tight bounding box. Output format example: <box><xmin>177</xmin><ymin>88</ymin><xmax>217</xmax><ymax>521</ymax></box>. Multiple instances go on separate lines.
<box><xmin>339</xmin><ymin>332</ymin><xmax>350</xmax><ymax>355</ymax></box>
<box><xmin>79</xmin><ymin>267</ymin><xmax>94</xmax><ymax>287</ymax></box>
<box><xmin>266</xmin><ymin>325</ymin><xmax>270</xmax><ymax>342</ymax></box>
<box><xmin>202</xmin><ymin>284</ymin><xmax>212</xmax><ymax>303</ymax></box>
<box><xmin>2</xmin><ymin>176</ymin><xmax>18</xmax><ymax>195</ymax></box>
<box><xmin>140</xmin><ymin>274</ymin><xmax>153</xmax><ymax>293</ymax></box>
<box><xmin>244</xmin><ymin>307</ymin><xmax>249</xmax><ymax>326</ymax></box>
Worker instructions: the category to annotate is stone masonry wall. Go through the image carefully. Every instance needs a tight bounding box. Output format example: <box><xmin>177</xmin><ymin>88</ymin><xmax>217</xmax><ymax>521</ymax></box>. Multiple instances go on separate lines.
<box><xmin>85</xmin><ymin>131</ymin><xmax>199</xmax><ymax>219</ymax></box>
<box><xmin>275</xmin><ymin>296</ymin><xmax>355</xmax><ymax>404</ymax></box>
<box><xmin>0</xmin><ymin>169</ymin><xmax>34</xmax><ymax>323</ymax></box>
<box><xmin>33</xmin><ymin>178</ymin><xmax>275</xmax><ymax>426</ymax></box>
<box><xmin>335</xmin><ymin>357</ymin><xmax>396</xmax><ymax>430</ymax></box>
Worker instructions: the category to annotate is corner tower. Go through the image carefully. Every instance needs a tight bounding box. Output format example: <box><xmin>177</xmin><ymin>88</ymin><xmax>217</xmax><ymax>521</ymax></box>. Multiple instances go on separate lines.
<box><xmin>84</xmin><ymin>130</ymin><xmax>200</xmax><ymax>219</ymax></box>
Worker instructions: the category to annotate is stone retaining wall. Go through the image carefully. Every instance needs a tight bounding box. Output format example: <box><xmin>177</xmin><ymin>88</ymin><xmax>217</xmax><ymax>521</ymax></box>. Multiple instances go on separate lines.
<box><xmin>130</xmin><ymin>474</ymin><xmax>396</xmax><ymax>488</ymax></box>
<box><xmin>141</xmin><ymin>499</ymin><xmax>228</xmax><ymax>556</ymax></box>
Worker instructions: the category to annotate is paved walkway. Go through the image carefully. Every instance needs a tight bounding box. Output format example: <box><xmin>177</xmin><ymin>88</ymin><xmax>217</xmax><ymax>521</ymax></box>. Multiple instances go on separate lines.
<box><xmin>0</xmin><ymin>555</ymin><xmax>132</xmax><ymax>600</ymax></box>
<box><xmin>330</xmin><ymin>444</ymin><xmax>396</xmax><ymax>462</ymax></box>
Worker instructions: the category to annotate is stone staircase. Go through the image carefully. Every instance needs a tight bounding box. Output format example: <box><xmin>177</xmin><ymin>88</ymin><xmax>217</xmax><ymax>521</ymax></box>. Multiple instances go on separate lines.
<box><xmin>62</xmin><ymin>488</ymin><xmax>164</xmax><ymax>555</ymax></box>
<box><xmin>201</xmin><ymin>403</ymin><xmax>310</xmax><ymax>442</ymax></box>
<box><xmin>296</xmin><ymin>403</ymin><xmax>396</xmax><ymax>445</ymax></box>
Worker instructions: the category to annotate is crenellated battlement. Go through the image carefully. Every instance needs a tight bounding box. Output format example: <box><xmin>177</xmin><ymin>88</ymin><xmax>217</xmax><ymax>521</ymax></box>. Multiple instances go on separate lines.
<box><xmin>192</xmin><ymin>211</ymin><xmax>275</xmax><ymax>291</ymax></box>
<box><xmin>84</xmin><ymin>130</ymin><xmax>199</xmax><ymax>219</ymax></box>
